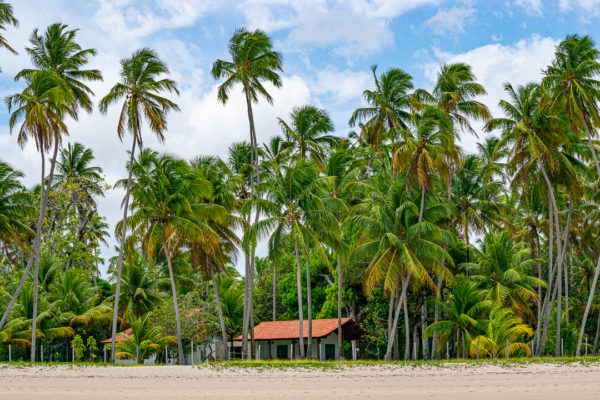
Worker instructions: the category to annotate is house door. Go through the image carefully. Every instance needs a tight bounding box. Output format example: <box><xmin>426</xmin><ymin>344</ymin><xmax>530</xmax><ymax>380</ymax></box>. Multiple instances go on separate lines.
<box><xmin>325</xmin><ymin>344</ymin><xmax>336</xmax><ymax>360</ymax></box>
<box><xmin>276</xmin><ymin>345</ymin><xmax>289</xmax><ymax>359</ymax></box>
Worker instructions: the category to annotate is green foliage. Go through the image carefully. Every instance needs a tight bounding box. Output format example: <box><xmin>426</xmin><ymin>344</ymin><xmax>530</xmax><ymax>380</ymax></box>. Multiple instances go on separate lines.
<box><xmin>72</xmin><ymin>334</ymin><xmax>85</xmax><ymax>361</ymax></box>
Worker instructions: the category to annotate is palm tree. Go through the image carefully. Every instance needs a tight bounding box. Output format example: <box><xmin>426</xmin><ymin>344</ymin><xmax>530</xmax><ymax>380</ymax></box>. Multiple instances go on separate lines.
<box><xmin>115</xmin><ymin>313</ymin><xmax>176</xmax><ymax>362</ymax></box>
<box><xmin>543</xmin><ymin>34</ymin><xmax>600</xmax><ymax>356</ymax></box>
<box><xmin>349</xmin><ymin>66</ymin><xmax>413</xmax><ymax>155</ymax></box>
<box><xmin>107</xmin><ymin>255</ymin><xmax>162</xmax><ymax>322</ymax></box>
<box><xmin>16</xmin><ymin>23</ymin><xmax>102</xmax><ymax>113</ymax></box>
<box><xmin>3</xmin><ymin>71</ymin><xmax>73</xmax><ymax>360</ymax></box>
<box><xmin>323</xmin><ymin>147</ymin><xmax>358</xmax><ymax>359</ymax></box>
<box><xmin>487</xmin><ymin>82</ymin><xmax>565</xmax><ymax>355</ymax></box>
<box><xmin>470</xmin><ymin>304</ymin><xmax>533</xmax><ymax>358</ymax></box>
<box><xmin>465</xmin><ymin>231</ymin><xmax>545</xmax><ymax>317</ymax></box>
<box><xmin>123</xmin><ymin>151</ymin><xmax>220</xmax><ymax>365</ymax></box>
<box><xmin>279</xmin><ymin>105</ymin><xmax>339</xmax><ymax>168</ymax></box>
<box><xmin>415</xmin><ymin>62</ymin><xmax>490</xmax><ymax>136</ymax></box>
<box><xmin>349</xmin><ymin>161</ymin><xmax>452</xmax><ymax>360</ymax></box>
<box><xmin>212</xmin><ymin>27</ymin><xmax>283</xmax><ymax>358</ymax></box>
<box><xmin>0</xmin><ymin>161</ymin><xmax>31</xmax><ymax>251</ymax></box>
<box><xmin>424</xmin><ymin>279</ymin><xmax>490</xmax><ymax>358</ymax></box>
<box><xmin>451</xmin><ymin>155</ymin><xmax>504</xmax><ymax>261</ymax></box>
<box><xmin>189</xmin><ymin>156</ymin><xmax>244</xmax><ymax>361</ymax></box>
<box><xmin>55</xmin><ymin>142</ymin><xmax>102</xmax><ymax>183</ymax></box>
<box><xmin>99</xmin><ymin>48</ymin><xmax>179</xmax><ymax>362</ymax></box>
<box><xmin>393</xmin><ymin>105</ymin><xmax>459</xmax><ymax>221</ymax></box>
<box><xmin>0</xmin><ymin>1</ymin><xmax>18</xmax><ymax>62</ymax></box>
<box><xmin>246</xmin><ymin>159</ymin><xmax>339</xmax><ymax>358</ymax></box>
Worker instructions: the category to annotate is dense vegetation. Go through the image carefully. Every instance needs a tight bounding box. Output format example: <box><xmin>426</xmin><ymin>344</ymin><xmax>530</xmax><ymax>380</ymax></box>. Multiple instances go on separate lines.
<box><xmin>1</xmin><ymin>1</ymin><xmax>600</xmax><ymax>364</ymax></box>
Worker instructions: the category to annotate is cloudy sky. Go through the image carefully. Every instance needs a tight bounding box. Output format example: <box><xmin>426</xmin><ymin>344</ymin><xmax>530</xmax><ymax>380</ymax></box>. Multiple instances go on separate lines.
<box><xmin>1</xmin><ymin>0</ymin><xmax>599</xmax><ymax>275</ymax></box>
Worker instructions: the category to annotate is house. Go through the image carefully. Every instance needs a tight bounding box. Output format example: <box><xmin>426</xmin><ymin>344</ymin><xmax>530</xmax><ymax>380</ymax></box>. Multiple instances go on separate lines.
<box><xmin>235</xmin><ymin>318</ymin><xmax>364</xmax><ymax>360</ymax></box>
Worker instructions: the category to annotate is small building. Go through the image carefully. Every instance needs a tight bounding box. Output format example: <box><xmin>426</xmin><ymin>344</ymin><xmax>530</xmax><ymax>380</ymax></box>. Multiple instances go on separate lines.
<box><xmin>235</xmin><ymin>318</ymin><xmax>364</xmax><ymax>360</ymax></box>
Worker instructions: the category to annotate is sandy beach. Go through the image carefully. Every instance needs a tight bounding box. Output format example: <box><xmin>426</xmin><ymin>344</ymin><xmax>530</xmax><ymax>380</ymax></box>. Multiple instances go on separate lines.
<box><xmin>1</xmin><ymin>362</ymin><xmax>599</xmax><ymax>399</ymax></box>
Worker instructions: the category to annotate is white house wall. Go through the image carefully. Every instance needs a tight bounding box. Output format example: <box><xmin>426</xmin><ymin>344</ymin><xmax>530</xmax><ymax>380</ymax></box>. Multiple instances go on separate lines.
<box><xmin>255</xmin><ymin>332</ymin><xmax>340</xmax><ymax>360</ymax></box>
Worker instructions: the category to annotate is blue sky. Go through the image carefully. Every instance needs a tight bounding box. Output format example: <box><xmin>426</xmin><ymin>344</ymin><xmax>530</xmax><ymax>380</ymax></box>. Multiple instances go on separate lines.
<box><xmin>1</xmin><ymin>0</ymin><xmax>599</xmax><ymax>274</ymax></box>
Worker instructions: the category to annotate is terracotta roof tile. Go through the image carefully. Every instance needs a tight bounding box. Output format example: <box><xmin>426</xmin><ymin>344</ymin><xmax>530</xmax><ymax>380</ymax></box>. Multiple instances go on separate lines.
<box><xmin>100</xmin><ymin>328</ymin><xmax>133</xmax><ymax>343</ymax></box>
<box><xmin>235</xmin><ymin>318</ymin><xmax>353</xmax><ymax>340</ymax></box>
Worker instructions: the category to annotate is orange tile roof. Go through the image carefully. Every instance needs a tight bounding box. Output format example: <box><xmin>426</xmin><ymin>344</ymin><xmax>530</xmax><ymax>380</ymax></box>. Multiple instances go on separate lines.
<box><xmin>235</xmin><ymin>318</ymin><xmax>353</xmax><ymax>340</ymax></box>
<box><xmin>100</xmin><ymin>328</ymin><xmax>133</xmax><ymax>343</ymax></box>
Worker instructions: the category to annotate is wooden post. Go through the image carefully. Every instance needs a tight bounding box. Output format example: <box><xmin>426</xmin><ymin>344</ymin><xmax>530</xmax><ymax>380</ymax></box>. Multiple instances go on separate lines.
<box><xmin>291</xmin><ymin>340</ymin><xmax>295</xmax><ymax>360</ymax></box>
<box><xmin>165</xmin><ymin>346</ymin><xmax>168</xmax><ymax>364</ymax></box>
<box><xmin>317</xmin><ymin>339</ymin><xmax>321</xmax><ymax>361</ymax></box>
<box><xmin>8</xmin><ymin>344</ymin><xmax>11</xmax><ymax>362</ymax></box>
<box><xmin>72</xmin><ymin>345</ymin><xmax>75</xmax><ymax>363</ymax></box>
<box><xmin>41</xmin><ymin>345</ymin><xmax>43</xmax><ymax>363</ymax></box>
<box><xmin>267</xmin><ymin>340</ymin><xmax>272</xmax><ymax>360</ymax></box>
<box><xmin>104</xmin><ymin>345</ymin><xmax>107</xmax><ymax>363</ymax></box>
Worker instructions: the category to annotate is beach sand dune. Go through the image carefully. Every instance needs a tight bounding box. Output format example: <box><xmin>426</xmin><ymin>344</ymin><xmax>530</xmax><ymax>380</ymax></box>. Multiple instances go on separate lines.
<box><xmin>1</xmin><ymin>362</ymin><xmax>599</xmax><ymax>399</ymax></box>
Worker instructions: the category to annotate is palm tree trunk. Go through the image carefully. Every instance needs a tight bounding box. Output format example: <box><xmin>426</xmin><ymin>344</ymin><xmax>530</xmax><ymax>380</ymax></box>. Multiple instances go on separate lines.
<box><xmin>576</xmin><ymin>253</ymin><xmax>600</xmax><ymax>356</ymax></box>
<box><xmin>403</xmin><ymin>293</ymin><xmax>410</xmax><ymax>360</ymax></box>
<box><xmin>385</xmin><ymin>272</ymin><xmax>410</xmax><ymax>360</ymax></box>
<box><xmin>110</xmin><ymin>138</ymin><xmax>136</xmax><ymax>363</ymax></box>
<box><xmin>337</xmin><ymin>254</ymin><xmax>343</xmax><ymax>360</ymax></box>
<box><xmin>209</xmin><ymin>257</ymin><xmax>229</xmax><ymax>361</ymax></box>
<box><xmin>162</xmin><ymin>236</ymin><xmax>185</xmax><ymax>365</ymax></box>
<box><xmin>306</xmin><ymin>253</ymin><xmax>312</xmax><ymax>359</ymax></box>
<box><xmin>30</xmin><ymin>141</ymin><xmax>59</xmax><ymax>362</ymax></box>
<box><xmin>594</xmin><ymin>307</ymin><xmax>600</xmax><ymax>354</ymax></box>
<box><xmin>242</xmin><ymin>87</ymin><xmax>260</xmax><ymax>360</ymax></box>
<box><xmin>386</xmin><ymin>287</ymin><xmax>395</xmax><ymax>357</ymax></box>
<box><xmin>272</xmin><ymin>263</ymin><xmax>277</xmax><ymax>321</ymax></box>
<box><xmin>294</xmin><ymin>240</ymin><xmax>305</xmax><ymax>358</ymax></box>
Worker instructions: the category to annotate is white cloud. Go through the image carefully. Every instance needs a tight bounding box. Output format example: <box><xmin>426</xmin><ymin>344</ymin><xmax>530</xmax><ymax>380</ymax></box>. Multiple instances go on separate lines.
<box><xmin>422</xmin><ymin>35</ymin><xmax>558</xmax><ymax>151</ymax></box>
<box><xmin>559</xmin><ymin>0</ymin><xmax>600</xmax><ymax>12</ymax></box>
<box><xmin>310</xmin><ymin>65</ymin><xmax>371</xmax><ymax>105</ymax></box>
<box><xmin>514</xmin><ymin>0</ymin><xmax>543</xmax><ymax>15</ymax></box>
<box><xmin>239</xmin><ymin>0</ymin><xmax>439</xmax><ymax>56</ymax></box>
<box><xmin>424</xmin><ymin>6</ymin><xmax>476</xmax><ymax>36</ymax></box>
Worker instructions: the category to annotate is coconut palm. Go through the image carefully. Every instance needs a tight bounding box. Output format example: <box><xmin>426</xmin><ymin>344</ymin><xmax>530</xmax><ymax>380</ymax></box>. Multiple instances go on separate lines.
<box><xmin>415</xmin><ymin>62</ymin><xmax>490</xmax><ymax>136</ymax></box>
<box><xmin>470</xmin><ymin>304</ymin><xmax>533</xmax><ymax>358</ymax></box>
<box><xmin>4</xmin><ymin>71</ymin><xmax>73</xmax><ymax>360</ymax></box>
<box><xmin>99</xmin><ymin>48</ymin><xmax>179</xmax><ymax>362</ymax></box>
<box><xmin>246</xmin><ymin>159</ymin><xmax>339</xmax><ymax>358</ymax></box>
<box><xmin>349</xmin><ymin>160</ymin><xmax>452</xmax><ymax>360</ymax></box>
<box><xmin>393</xmin><ymin>105</ymin><xmax>459</xmax><ymax>221</ymax></box>
<box><xmin>15</xmin><ymin>23</ymin><xmax>102</xmax><ymax>114</ymax></box>
<box><xmin>279</xmin><ymin>105</ymin><xmax>339</xmax><ymax>168</ymax></box>
<box><xmin>212</xmin><ymin>28</ymin><xmax>283</xmax><ymax>358</ymax></box>
<box><xmin>0</xmin><ymin>161</ymin><xmax>31</xmax><ymax>251</ymax></box>
<box><xmin>349</xmin><ymin>66</ymin><xmax>413</xmax><ymax>155</ymax></box>
<box><xmin>0</xmin><ymin>1</ymin><xmax>18</xmax><ymax>61</ymax></box>
<box><xmin>123</xmin><ymin>151</ymin><xmax>219</xmax><ymax>365</ymax></box>
<box><xmin>424</xmin><ymin>279</ymin><xmax>491</xmax><ymax>358</ymax></box>
<box><xmin>465</xmin><ymin>231</ymin><xmax>545</xmax><ymax>317</ymax></box>
<box><xmin>115</xmin><ymin>312</ymin><xmax>176</xmax><ymax>362</ymax></box>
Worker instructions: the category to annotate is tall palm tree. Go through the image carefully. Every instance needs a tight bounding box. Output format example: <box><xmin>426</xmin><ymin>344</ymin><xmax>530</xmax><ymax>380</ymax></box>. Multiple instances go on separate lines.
<box><xmin>3</xmin><ymin>71</ymin><xmax>73</xmax><ymax>360</ymax></box>
<box><xmin>123</xmin><ymin>151</ymin><xmax>220</xmax><ymax>365</ymax></box>
<box><xmin>279</xmin><ymin>105</ymin><xmax>339</xmax><ymax>168</ymax></box>
<box><xmin>487</xmin><ymin>82</ymin><xmax>565</xmax><ymax>355</ymax></box>
<box><xmin>5</xmin><ymin>23</ymin><xmax>101</xmax><ymax>360</ymax></box>
<box><xmin>246</xmin><ymin>159</ymin><xmax>339</xmax><ymax>358</ymax></box>
<box><xmin>349</xmin><ymin>161</ymin><xmax>452</xmax><ymax>360</ymax></box>
<box><xmin>349</xmin><ymin>66</ymin><xmax>413</xmax><ymax>155</ymax></box>
<box><xmin>99</xmin><ymin>48</ymin><xmax>179</xmax><ymax>362</ymax></box>
<box><xmin>0</xmin><ymin>1</ymin><xmax>18</xmax><ymax>63</ymax></box>
<box><xmin>189</xmin><ymin>156</ymin><xmax>244</xmax><ymax>361</ymax></box>
<box><xmin>212</xmin><ymin>28</ymin><xmax>283</xmax><ymax>358</ymax></box>
<box><xmin>543</xmin><ymin>34</ymin><xmax>600</xmax><ymax>356</ymax></box>
<box><xmin>393</xmin><ymin>105</ymin><xmax>459</xmax><ymax>221</ymax></box>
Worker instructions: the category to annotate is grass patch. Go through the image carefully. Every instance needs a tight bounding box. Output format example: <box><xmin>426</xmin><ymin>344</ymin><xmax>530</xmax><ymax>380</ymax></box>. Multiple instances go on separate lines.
<box><xmin>198</xmin><ymin>356</ymin><xmax>600</xmax><ymax>370</ymax></box>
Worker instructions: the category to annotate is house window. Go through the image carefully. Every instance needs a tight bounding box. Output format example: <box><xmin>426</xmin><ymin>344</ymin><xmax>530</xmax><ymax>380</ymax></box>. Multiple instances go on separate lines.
<box><xmin>276</xmin><ymin>345</ymin><xmax>288</xmax><ymax>359</ymax></box>
<box><xmin>325</xmin><ymin>344</ymin><xmax>336</xmax><ymax>360</ymax></box>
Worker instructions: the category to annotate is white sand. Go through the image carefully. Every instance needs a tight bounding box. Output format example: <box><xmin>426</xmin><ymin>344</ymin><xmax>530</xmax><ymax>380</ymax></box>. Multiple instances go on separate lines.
<box><xmin>1</xmin><ymin>362</ymin><xmax>600</xmax><ymax>399</ymax></box>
